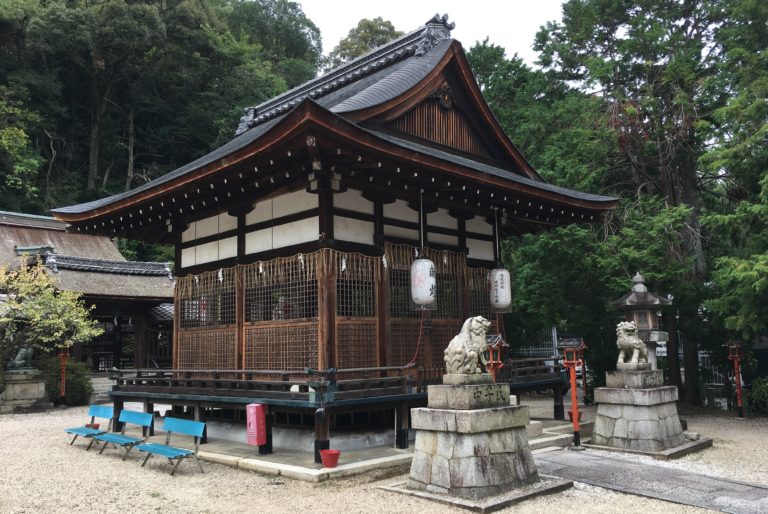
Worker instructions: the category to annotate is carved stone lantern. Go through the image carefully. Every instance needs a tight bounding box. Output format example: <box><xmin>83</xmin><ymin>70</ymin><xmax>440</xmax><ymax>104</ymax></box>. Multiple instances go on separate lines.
<box><xmin>613</xmin><ymin>273</ymin><xmax>672</xmax><ymax>370</ymax></box>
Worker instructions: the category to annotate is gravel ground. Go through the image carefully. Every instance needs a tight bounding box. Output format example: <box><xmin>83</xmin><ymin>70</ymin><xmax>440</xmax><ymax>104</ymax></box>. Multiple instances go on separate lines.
<box><xmin>1</xmin><ymin>405</ymin><xmax>765</xmax><ymax>514</ymax></box>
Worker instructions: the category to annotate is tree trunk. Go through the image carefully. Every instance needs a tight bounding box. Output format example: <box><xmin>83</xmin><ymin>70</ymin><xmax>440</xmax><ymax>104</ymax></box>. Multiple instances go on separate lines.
<box><xmin>86</xmin><ymin>82</ymin><xmax>114</xmax><ymax>194</ymax></box>
<box><xmin>666</xmin><ymin>315</ymin><xmax>683</xmax><ymax>394</ymax></box>
<box><xmin>125</xmin><ymin>104</ymin><xmax>135</xmax><ymax>192</ymax></box>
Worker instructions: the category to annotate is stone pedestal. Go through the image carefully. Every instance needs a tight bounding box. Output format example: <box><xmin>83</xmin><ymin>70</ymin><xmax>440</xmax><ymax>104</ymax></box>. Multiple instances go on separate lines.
<box><xmin>0</xmin><ymin>370</ymin><xmax>53</xmax><ymax>413</ymax></box>
<box><xmin>408</xmin><ymin>375</ymin><xmax>539</xmax><ymax>500</ymax></box>
<box><xmin>592</xmin><ymin>369</ymin><xmax>684</xmax><ymax>452</ymax></box>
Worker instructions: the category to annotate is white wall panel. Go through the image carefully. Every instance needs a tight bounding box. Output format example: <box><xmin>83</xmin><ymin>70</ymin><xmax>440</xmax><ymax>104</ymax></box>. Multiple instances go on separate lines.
<box><xmin>273</xmin><ymin>217</ymin><xmax>318</xmax><ymax>247</ymax></box>
<box><xmin>194</xmin><ymin>240</ymin><xmax>220</xmax><ymax>265</ymax></box>
<box><xmin>383</xmin><ymin>199</ymin><xmax>418</xmax><ymax>222</ymax></box>
<box><xmin>246</xmin><ymin>198</ymin><xmax>273</xmax><ymax>225</ymax></box>
<box><xmin>181</xmin><ymin>247</ymin><xmax>195</xmax><ymax>268</ymax></box>
<box><xmin>273</xmin><ymin>190</ymin><xmax>318</xmax><ymax>218</ymax></box>
<box><xmin>384</xmin><ymin>224</ymin><xmax>419</xmax><ymax>241</ymax></box>
<box><xmin>467</xmin><ymin>238</ymin><xmax>495</xmax><ymax>261</ymax></box>
<box><xmin>181</xmin><ymin>224</ymin><xmax>195</xmax><ymax>243</ymax></box>
<box><xmin>429</xmin><ymin>232</ymin><xmax>459</xmax><ymax>247</ymax></box>
<box><xmin>219</xmin><ymin>236</ymin><xmax>237</xmax><ymax>259</ymax></box>
<box><xmin>428</xmin><ymin>208</ymin><xmax>457</xmax><ymax>230</ymax></box>
<box><xmin>334</xmin><ymin>189</ymin><xmax>373</xmax><ymax>214</ymax></box>
<box><xmin>245</xmin><ymin>228</ymin><xmax>272</xmax><ymax>255</ymax></box>
<box><xmin>334</xmin><ymin>216</ymin><xmax>373</xmax><ymax>244</ymax></box>
<box><xmin>466</xmin><ymin>215</ymin><xmax>493</xmax><ymax>236</ymax></box>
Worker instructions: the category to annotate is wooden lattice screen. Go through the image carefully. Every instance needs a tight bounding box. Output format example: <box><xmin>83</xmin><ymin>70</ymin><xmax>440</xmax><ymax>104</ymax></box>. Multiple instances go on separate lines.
<box><xmin>176</xmin><ymin>267</ymin><xmax>238</xmax><ymax>369</ymax></box>
<box><xmin>334</xmin><ymin>251</ymin><xmax>380</xmax><ymax>369</ymax></box>
<box><xmin>384</xmin><ymin>243</ymin><xmax>465</xmax><ymax>367</ymax></box>
<box><xmin>243</xmin><ymin>253</ymin><xmax>319</xmax><ymax>371</ymax></box>
<box><xmin>467</xmin><ymin>266</ymin><xmax>497</xmax><ymax>332</ymax></box>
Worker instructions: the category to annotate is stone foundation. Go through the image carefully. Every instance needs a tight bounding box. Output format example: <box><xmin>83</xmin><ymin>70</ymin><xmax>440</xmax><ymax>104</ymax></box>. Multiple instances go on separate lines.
<box><xmin>0</xmin><ymin>370</ymin><xmax>52</xmax><ymax>414</ymax></box>
<box><xmin>592</xmin><ymin>370</ymin><xmax>684</xmax><ymax>452</ymax></box>
<box><xmin>408</xmin><ymin>378</ymin><xmax>539</xmax><ymax>500</ymax></box>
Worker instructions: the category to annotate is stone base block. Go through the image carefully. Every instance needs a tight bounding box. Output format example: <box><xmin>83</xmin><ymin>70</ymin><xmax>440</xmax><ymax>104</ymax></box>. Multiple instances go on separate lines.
<box><xmin>0</xmin><ymin>370</ymin><xmax>52</xmax><ymax>413</ymax></box>
<box><xmin>442</xmin><ymin>373</ymin><xmax>493</xmax><ymax>385</ymax></box>
<box><xmin>606</xmin><ymin>370</ymin><xmax>663</xmax><ymax>389</ymax></box>
<box><xmin>409</xmin><ymin>424</ymin><xmax>539</xmax><ymax>500</ymax></box>
<box><xmin>592</xmin><ymin>396</ymin><xmax>684</xmax><ymax>451</ymax></box>
<box><xmin>428</xmin><ymin>383</ymin><xmax>510</xmax><ymax>410</ymax></box>
<box><xmin>594</xmin><ymin>385</ymin><xmax>678</xmax><ymax>406</ymax></box>
<box><xmin>412</xmin><ymin>405</ymin><xmax>529</xmax><ymax>433</ymax></box>
<box><xmin>382</xmin><ymin>477</ymin><xmax>573</xmax><ymax>512</ymax></box>
<box><xmin>616</xmin><ymin>362</ymin><xmax>651</xmax><ymax>371</ymax></box>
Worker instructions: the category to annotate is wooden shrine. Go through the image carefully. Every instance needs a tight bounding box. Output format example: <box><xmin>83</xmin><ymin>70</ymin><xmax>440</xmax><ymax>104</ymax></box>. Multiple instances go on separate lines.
<box><xmin>52</xmin><ymin>15</ymin><xmax>616</xmax><ymax>459</ymax></box>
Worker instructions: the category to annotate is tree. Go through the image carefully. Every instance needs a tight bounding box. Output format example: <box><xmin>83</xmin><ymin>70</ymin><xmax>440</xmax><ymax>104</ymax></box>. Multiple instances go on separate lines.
<box><xmin>325</xmin><ymin>17</ymin><xmax>403</xmax><ymax>70</ymax></box>
<box><xmin>532</xmin><ymin>0</ymin><xmax>733</xmax><ymax>404</ymax></box>
<box><xmin>0</xmin><ymin>260</ymin><xmax>103</xmax><ymax>393</ymax></box>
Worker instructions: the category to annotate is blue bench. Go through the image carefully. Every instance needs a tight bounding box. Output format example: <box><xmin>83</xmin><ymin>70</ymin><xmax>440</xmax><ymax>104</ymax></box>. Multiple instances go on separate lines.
<box><xmin>64</xmin><ymin>405</ymin><xmax>114</xmax><ymax>449</ymax></box>
<box><xmin>135</xmin><ymin>417</ymin><xmax>205</xmax><ymax>475</ymax></box>
<box><xmin>93</xmin><ymin>410</ymin><xmax>154</xmax><ymax>460</ymax></box>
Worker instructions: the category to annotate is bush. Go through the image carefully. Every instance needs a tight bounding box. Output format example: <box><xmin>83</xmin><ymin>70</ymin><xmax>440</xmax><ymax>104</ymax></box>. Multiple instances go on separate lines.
<box><xmin>40</xmin><ymin>357</ymin><xmax>94</xmax><ymax>406</ymax></box>
<box><xmin>748</xmin><ymin>377</ymin><xmax>768</xmax><ymax>414</ymax></box>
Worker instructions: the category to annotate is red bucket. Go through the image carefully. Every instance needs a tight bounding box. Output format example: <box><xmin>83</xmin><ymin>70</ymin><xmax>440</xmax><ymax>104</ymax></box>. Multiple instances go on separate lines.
<box><xmin>319</xmin><ymin>449</ymin><xmax>341</xmax><ymax>468</ymax></box>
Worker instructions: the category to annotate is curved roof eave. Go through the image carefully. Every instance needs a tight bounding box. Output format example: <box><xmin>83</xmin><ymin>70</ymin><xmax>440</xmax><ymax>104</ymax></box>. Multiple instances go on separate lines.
<box><xmin>51</xmin><ymin>99</ymin><xmax>616</xmax><ymax>224</ymax></box>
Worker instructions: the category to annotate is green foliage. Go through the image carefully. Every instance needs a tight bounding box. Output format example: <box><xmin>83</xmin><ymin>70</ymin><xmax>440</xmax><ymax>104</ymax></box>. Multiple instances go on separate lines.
<box><xmin>0</xmin><ymin>0</ymin><xmax>320</xmax><ymax>209</ymax></box>
<box><xmin>747</xmin><ymin>377</ymin><xmax>768</xmax><ymax>414</ymax></box>
<box><xmin>0</xmin><ymin>259</ymin><xmax>103</xmax><ymax>358</ymax></box>
<box><xmin>40</xmin><ymin>356</ymin><xmax>94</xmax><ymax>406</ymax></box>
<box><xmin>325</xmin><ymin>17</ymin><xmax>403</xmax><ymax>70</ymax></box>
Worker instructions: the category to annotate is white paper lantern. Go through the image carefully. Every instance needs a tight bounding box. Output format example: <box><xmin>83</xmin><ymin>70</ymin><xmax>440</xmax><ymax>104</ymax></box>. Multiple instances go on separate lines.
<box><xmin>489</xmin><ymin>268</ymin><xmax>512</xmax><ymax>309</ymax></box>
<box><xmin>410</xmin><ymin>258</ymin><xmax>436</xmax><ymax>306</ymax></box>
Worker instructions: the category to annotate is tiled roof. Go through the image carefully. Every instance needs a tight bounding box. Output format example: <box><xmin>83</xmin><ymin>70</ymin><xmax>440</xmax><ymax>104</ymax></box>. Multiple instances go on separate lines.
<box><xmin>46</xmin><ymin>254</ymin><xmax>172</xmax><ymax>277</ymax></box>
<box><xmin>235</xmin><ymin>14</ymin><xmax>456</xmax><ymax>135</ymax></box>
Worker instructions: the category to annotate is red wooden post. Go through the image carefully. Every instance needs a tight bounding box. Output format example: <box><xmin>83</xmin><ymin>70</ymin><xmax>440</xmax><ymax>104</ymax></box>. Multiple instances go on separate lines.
<box><xmin>727</xmin><ymin>342</ymin><xmax>745</xmax><ymax>418</ymax></box>
<box><xmin>564</xmin><ymin>347</ymin><xmax>581</xmax><ymax>446</ymax></box>
<box><xmin>58</xmin><ymin>349</ymin><xmax>69</xmax><ymax>398</ymax></box>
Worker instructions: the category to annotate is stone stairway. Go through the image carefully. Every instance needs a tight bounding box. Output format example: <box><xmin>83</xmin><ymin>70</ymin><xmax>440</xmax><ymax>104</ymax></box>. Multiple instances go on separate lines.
<box><xmin>90</xmin><ymin>374</ymin><xmax>113</xmax><ymax>404</ymax></box>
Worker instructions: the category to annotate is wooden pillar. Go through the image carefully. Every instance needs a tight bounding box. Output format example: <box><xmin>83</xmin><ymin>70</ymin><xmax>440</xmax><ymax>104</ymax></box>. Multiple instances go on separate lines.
<box><xmin>258</xmin><ymin>406</ymin><xmax>273</xmax><ymax>455</ymax></box>
<box><xmin>143</xmin><ymin>399</ymin><xmax>155</xmax><ymax>436</ymax></box>
<box><xmin>395</xmin><ymin>402</ymin><xmax>410</xmax><ymax>449</ymax></box>
<box><xmin>194</xmin><ymin>402</ymin><xmax>207</xmax><ymax>444</ymax></box>
<box><xmin>112</xmin><ymin>398</ymin><xmax>124</xmax><ymax>432</ymax></box>
<box><xmin>377</xmin><ymin>259</ymin><xmax>390</xmax><ymax>367</ymax></box>
<box><xmin>317</xmin><ymin>251</ymin><xmax>336</xmax><ymax>371</ymax></box>
<box><xmin>134</xmin><ymin>314</ymin><xmax>146</xmax><ymax>369</ymax></box>
<box><xmin>314</xmin><ymin>407</ymin><xmax>330</xmax><ymax>463</ymax></box>
<box><xmin>172</xmin><ymin>291</ymin><xmax>181</xmax><ymax>369</ymax></box>
<box><xmin>553</xmin><ymin>383</ymin><xmax>565</xmax><ymax>420</ymax></box>
<box><xmin>235</xmin><ymin>269</ymin><xmax>245</xmax><ymax>369</ymax></box>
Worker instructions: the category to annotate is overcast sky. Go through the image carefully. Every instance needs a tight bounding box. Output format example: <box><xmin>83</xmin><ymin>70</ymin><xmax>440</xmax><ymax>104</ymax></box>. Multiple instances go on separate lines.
<box><xmin>298</xmin><ymin>0</ymin><xmax>566</xmax><ymax>65</ymax></box>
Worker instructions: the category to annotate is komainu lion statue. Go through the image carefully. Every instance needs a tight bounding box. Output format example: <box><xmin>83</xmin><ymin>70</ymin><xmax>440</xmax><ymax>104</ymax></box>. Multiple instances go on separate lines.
<box><xmin>444</xmin><ymin>316</ymin><xmax>492</xmax><ymax>374</ymax></box>
<box><xmin>616</xmin><ymin>321</ymin><xmax>647</xmax><ymax>365</ymax></box>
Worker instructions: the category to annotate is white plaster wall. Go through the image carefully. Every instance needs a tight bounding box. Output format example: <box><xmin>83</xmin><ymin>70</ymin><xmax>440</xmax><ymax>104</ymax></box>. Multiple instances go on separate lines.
<box><xmin>244</xmin><ymin>228</ymin><xmax>272</xmax><ymax>255</ymax></box>
<box><xmin>243</xmin><ymin>217</ymin><xmax>319</xmax><ymax>255</ymax></box>
<box><xmin>428</xmin><ymin>208</ymin><xmax>457</xmax><ymax>230</ymax></box>
<box><xmin>383</xmin><ymin>199</ymin><xmax>418</xmax><ymax>222</ymax></box>
<box><xmin>181</xmin><ymin>213</ymin><xmax>237</xmax><ymax>243</ymax></box>
<box><xmin>181</xmin><ymin>247</ymin><xmax>195</xmax><ymax>268</ymax></box>
<box><xmin>466</xmin><ymin>215</ymin><xmax>493</xmax><ymax>236</ymax></box>
<box><xmin>218</xmin><ymin>236</ymin><xmax>237</xmax><ymax>260</ymax></box>
<box><xmin>429</xmin><ymin>232</ymin><xmax>459</xmax><ymax>247</ymax></box>
<box><xmin>246</xmin><ymin>191</ymin><xmax>318</xmax><ymax>226</ymax></box>
<box><xmin>467</xmin><ymin>238</ymin><xmax>495</xmax><ymax>261</ymax></box>
<box><xmin>246</xmin><ymin>198</ymin><xmax>273</xmax><ymax>225</ymax></box>
<box><xmin>194</xmin><ymin>240</ymin><xmax>220</xmax><ymax>265</ymax></box>
<box><xmin>273</xmin><ymin>190</ymin><xmax>318</xmax><ymax>218</ymax></box>
<box><xmin>334</xmin><ymin>189</ymin><xmax>373</xmax><ymax>214</ymax></box>
<box><xmin>334</xmin><ymin>216</ymin><xmax>373</xmax><ymax>245</ymax></box>
<box><xmin>383</xmin><ymin>224</ymin><xmax>419</xmax><ymax>241</ymax></box>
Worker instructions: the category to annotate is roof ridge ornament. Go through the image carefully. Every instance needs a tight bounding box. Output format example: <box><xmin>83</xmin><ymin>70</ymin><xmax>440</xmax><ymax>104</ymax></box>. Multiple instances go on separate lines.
<box><xmin>416</xmin><ymin>13</ymin><xmax>454</xmax><ymax>56</ymax></box>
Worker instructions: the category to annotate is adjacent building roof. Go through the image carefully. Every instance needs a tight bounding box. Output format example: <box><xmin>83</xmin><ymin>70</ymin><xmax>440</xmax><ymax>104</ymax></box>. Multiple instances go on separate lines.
<box><xmin>0</xmin><ymin>211</ymin><xmax>173</xmax><ymax>300</ymax></box>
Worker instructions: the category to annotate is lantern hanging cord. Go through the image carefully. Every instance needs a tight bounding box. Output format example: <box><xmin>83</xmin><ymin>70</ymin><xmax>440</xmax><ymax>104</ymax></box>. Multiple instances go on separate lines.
<box><xmin>419</xmin><ymin>191</ymin><xmax>425</xmax><ymax>252</ymax></box>
<box><xmin>405</xmin><ymin>308</ymin><xmax>427</xmax><ymax>368</ymax></box>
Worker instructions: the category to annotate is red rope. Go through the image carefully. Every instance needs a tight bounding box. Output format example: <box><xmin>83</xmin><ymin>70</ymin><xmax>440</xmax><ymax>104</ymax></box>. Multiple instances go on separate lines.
<box><xmin>406</xmin><ymin>309</ymin><xmax>427</xmax><ymax>368</ymax></box>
